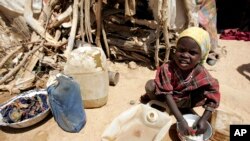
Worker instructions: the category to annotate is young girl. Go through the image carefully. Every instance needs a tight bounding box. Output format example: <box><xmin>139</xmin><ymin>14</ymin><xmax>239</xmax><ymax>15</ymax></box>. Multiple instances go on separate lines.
<box><xmin>141</xmin><ymin>27</ymin><xmax>220</xmax><ymax>136</ymax></box>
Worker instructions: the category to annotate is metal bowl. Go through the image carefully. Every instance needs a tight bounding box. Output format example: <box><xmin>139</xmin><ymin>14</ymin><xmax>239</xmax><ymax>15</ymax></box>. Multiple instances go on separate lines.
<box><xmin>176</xmin><ymin>114</ymin><xmax>213</xmax><ymax>141</ymax></box>
<box><xmin>0</xmin><ymin>89</ymin><xmax>50</xmax><ymax>128</ymax></box>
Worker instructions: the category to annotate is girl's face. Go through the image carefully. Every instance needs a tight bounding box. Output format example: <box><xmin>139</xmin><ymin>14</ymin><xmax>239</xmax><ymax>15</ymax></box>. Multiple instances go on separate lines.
<box><xmin>174</xmin><ymin>37</ymin><xmax>202</xmax><ymax>71</ymax></box>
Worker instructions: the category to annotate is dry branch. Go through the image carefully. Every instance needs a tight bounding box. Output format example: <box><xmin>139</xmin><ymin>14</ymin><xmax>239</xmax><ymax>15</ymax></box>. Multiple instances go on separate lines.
<box><xmin>130</xmin><ymin>17</ymin><xmax>158</xmax><ymax>29</ymax></box>
<box><xmin>95</xmin><ymin>0</ymin><xmax>103</xmax><ymax>47</ymax></box>
<box><xmin>40</xmin><ymin>56</ymin><xmax>63</xmax><ymax>70</ymax></box>
<box><xmin>65</xmin><ymin>0</ymin><xmax>79</xmax><ymax>58</ymax></box>
<box><xmin>0</xmin><ymin>43</ymin><xmax>44</xmax><ymax>85</ymax></box>
<box><xmin>48</xmin><ymin>6</ymin><xmax>73</xmax><ymax>29</ymax></box>
<box><xmin>155</xmin><ymin>25</ymin><xmax>160</xmax><ymax>67</ymax></box>
<box><xmin>19</xmin><ymin>2</ymin><xmax>54</xmax><ymax>79</ymax></box>
<box><xmin>107</xmin><ymin>37</ymin><xmax>144</xmax><ymax>49</ymax></box>
<box><xmin>80</xmin><ymin>0</ymin><xmax>85</xmax><ymax>44</ymax></box>
<box><xmin>154</xmin><ymin>0</ymin><xmax>162</xmax><ymax>67</ymax></box>
<box><xmin>107</xmin><ymin>15</ymin><xmax>126</xmax><ymax>25</ymax></box>
<box><xmin>44</xmin><ymin>34</ymin><xmax>81</xmax><ymax>48</ymax></box>
<box><xmin>125</xmin><ymin>0</ymin><xmax>136</xmax><ymax>16</ymax></box>
<box><xmin>102</xmin><ymin>23</ymin><xmax>110</xmax><ymax>58</ymax></box>
<box><xmin>24</xmin><ymin>0</ymin><xmax>58</xmax><ymax>44</ymax></box>
<box><xmin>0</xmin><ymin>84</ymin><xmax>20</xmax><ymax>95</ymax></box>
<box><xmin>162</xmin><ymin>0</ymin><xmax>171</xmax><ymax>62</ymax></box>
<box><xmin>54</xmin><ymin>30</ymin><xmax>61</xmax><ymax>41</ymax></box>
<box><xmin>0</xmin><ymin>46</ymin><xmax>23</xmax><ymax>69</ymax></box>
<box><xmin>85</xmin><ymin>0</ymin><xmax>93</xmax><ymax>43</ymax></box>
<box><xmin>0</xmin><ymin>75</ymin><xmax>36</xmax><ymax>94</ymax></box>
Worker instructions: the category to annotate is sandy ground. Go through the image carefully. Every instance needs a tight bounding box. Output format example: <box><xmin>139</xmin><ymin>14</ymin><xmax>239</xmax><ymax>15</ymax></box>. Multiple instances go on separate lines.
<box><xmin>0</xmin><ymin>39</ymin><xmax>250</xmax><ymax>141</ymax></box>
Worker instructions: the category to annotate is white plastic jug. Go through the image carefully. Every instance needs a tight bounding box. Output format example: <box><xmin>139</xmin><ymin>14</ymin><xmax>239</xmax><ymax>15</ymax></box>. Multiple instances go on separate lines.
<box><xmin>101</xmin><ymin>101</ymin><xmax>172</xmax><ymax>141</ymax></box>
<box><xmin>64</xmin><ymin>44</ymin><xmax>109</xmax><ymax>108</ymax></box>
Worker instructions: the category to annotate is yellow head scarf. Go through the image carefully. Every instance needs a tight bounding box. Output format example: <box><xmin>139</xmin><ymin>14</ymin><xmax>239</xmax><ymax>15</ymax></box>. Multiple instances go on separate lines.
<box><xmin>177</xmin><ymin>27</ymin><xmax>211</xmax><ymax>64</ymax></box>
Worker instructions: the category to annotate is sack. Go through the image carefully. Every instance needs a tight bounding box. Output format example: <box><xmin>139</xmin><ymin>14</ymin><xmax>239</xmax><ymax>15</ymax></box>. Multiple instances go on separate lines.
<box><xmin>47</xmin><ymin>74</ymin><xmax>86</xmax><ymax>133</ymax></box>
<box><xmin>101</xmin><ymin>100</ymin><xmax>172</xmax><ymax>141</ymax></box>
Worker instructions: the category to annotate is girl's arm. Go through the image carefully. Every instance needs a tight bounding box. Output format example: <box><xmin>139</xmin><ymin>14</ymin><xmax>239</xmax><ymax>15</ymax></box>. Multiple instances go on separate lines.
<box><xmin>165</xmin><ymin>94</ymin><xmax>183</xmax><ymax>121</ymax></box>
<box><xmin>195</xmin><ymin>106</ymin><xmax>213</xmax><ymax>134</ymax></box>
<box><xmin>165</xmin><ymin>94</ymin><xmax>191</xmax><ymax>135</ymax></box>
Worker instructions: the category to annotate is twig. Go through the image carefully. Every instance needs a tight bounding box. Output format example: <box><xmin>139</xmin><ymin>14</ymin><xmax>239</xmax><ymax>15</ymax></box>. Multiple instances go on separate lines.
<box><xmin>130</xmin><ymin>17</ymin><xmax>158</xmax><ymax>29</ymax></box>
<box><xmin>43</xmin><ymin>0</ymin><xmax>54</xmax><ymax>34</ymax></box>
<box><xmin>0</xmin><ymin>42</ymin><xmax>44</xmax><ymax>85</ymax></box>
<box><xmin>85</xmin><ymin>0</ymin><xmax>93</xmax><ymax>43</ymax></box>
<box><xmin>183</xmin><ymin>0</ymin><xmax>199</xmax><ymax>27</ymax></box>
<box><xmin>0</xmin><ymin>46</ymin><xmax>23</xmax><ymax>69</ymax></box>
<box><xmin>54</xmin><ymin>30</ymin><xmax>61</xmax><ymax>41</ymax></box>
<box><xmin>125</xmin><ymin>0</ymin><xmax>136</xmax><ymax>16</ymax></box>
<box><xmin>80</xmin><ymin>0</ymin><xmax>85</xmax><ymax>44</ymax></box>
<box><xmin>44</xmin><ymin>34</ymin><xmax>81</xmax><ymax>48</ymax></box>
<box><xmin>102</xmin><ymin>23</ymin><xmax>110</xmax><ymax>58</ymax></box>
<box><xmin>95</xmin><ymin>0</ymin><xmax>102</xmax><ymax>47</ymax></box>
<box><xmin>0</xmin><ymin>84</ymin><xmax>20</xmax><ymax>95</ymax></box>
<box><xmin>155</xmin><ymin>25</ymin><xmax>160</xmax><ymax>67</ymax></box>
<box><xmin>108</xmin><ymin>15</ymin><xmax>126</xmax><ymax>25</ymax></box>
<box><xmin>48</xmin><ymin>6</ymin><xmax>73</xmax><ymax>29</ymax></box>
<box><xmin>154</xmin><ymin>0</ymin><xmax>162</xmax><ymax>67</ymax></box>
<box><xmin>162</xmin><ymin>0</ymin><xmax>170</xmax><ymax>62</ymax></box>
<box><xmin>0</xmin><ymin>41</ymin><xmax>47</xmax><ymax>69</ymax></box>
<box><xmin>65</xmin><ymin>0</ymin><xmax>79</xmax><ymax>58</ymax></box>
<box><xmin>107</xmin><ymin>37</ymin><xmax>144</xmax><ymax>49</ymax></box>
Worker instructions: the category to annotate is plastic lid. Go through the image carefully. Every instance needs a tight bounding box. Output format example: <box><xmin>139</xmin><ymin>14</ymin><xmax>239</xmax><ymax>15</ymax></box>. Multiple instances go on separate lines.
<box><xmin>146</xmin><ymin>110</ymin><xmax>158</xmax><ymax>123</ymax></box>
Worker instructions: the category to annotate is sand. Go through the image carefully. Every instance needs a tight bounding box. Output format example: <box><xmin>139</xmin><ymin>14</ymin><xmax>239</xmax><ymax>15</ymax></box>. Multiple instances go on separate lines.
<box><xmin>0</xmin><ymin>39</ymin><xmax>250</xmax><ymax>141</ymax></box>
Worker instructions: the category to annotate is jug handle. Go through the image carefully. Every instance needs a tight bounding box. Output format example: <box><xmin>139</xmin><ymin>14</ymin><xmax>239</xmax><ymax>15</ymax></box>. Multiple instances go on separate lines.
<box><xmin>147</xmin><ymin>100</ymin><xmax>170</xmax><ymax>113</ymax></box>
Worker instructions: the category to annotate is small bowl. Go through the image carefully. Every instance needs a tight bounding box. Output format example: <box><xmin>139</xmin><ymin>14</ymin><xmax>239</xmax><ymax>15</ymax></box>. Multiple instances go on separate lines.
<box><xmin>176</xmin><ymin>114</ymin><xmax>212</xmax><ymax>141</ymax></box>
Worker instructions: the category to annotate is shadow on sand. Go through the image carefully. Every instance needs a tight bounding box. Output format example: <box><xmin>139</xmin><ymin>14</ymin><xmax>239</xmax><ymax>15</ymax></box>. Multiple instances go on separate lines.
<box><xmin>237</xmin><ymin>63</ymin><xmax>250</xmax><ymax>81</ymax></box>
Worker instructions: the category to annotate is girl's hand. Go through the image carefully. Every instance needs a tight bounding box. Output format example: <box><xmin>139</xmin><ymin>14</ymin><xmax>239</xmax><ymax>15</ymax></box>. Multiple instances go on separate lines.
<box><xmin>195</xmin><ymin>118</ymin><xmax>208</xmax><ymax>135</ymax></box>
<box><xmin>178</xmin><ymin>120</ymin><xmax>191</xmax><ymax>136</ymax></box>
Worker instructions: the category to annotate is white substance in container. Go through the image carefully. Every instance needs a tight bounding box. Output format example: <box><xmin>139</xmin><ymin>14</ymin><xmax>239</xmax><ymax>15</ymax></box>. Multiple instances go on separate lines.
<box><xmin>185</xmin><ymin>118</ymin><xmax>204</xmax><ymax>141</ymax></box>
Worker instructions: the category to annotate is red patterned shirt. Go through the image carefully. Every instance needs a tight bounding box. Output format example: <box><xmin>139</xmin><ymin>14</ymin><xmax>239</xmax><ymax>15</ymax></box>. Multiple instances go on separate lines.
<box><xmin>154</xmin><ymin>61</ymin><xmax>220</xmax><ymax>108</ymax></box>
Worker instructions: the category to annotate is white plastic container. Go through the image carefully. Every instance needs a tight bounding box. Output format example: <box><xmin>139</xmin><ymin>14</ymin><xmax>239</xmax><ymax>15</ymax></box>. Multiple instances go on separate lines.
<box><xmin>64</xmin><ymin>45</ymin><xmax>109</xmax><ymax>108</ymax></box>
<box><xmin>101</xmin><ymin>101</ymin><xmax>172</xmax><ymax>141</ymax></box>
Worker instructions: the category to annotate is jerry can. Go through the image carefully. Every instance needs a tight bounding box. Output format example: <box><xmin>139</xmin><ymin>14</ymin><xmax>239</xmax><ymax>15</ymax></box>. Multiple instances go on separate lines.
<box><xmin>64</xmin><ymin>44</ymin><xmax>109</xmax><ymax>108</ymax></box>
<box><xmin>101</xmin><ymin>100</ymin><xmax>172</xmax><ymax>141</ymax></box>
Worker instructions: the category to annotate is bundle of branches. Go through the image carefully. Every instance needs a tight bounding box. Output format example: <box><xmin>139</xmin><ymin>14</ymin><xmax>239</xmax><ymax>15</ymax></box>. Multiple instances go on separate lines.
<box><xmin>0</xmin><ymin>0</ymin><xmax>100</xmax><ymax>94</ymax></box>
